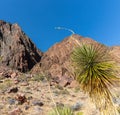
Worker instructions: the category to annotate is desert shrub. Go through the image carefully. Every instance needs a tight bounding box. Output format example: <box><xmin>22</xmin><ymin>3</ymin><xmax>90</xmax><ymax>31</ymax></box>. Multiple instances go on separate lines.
<box><xmin>75</xmin><ymin>112</ymin><xmax>83</xmax><ymax>115</ymax></box>
<box><xmin>0</xmin><ymin>79</ymin><xmax>13</xmax><ymax>91</ymax></box>
<box><xmin>74</xmin><ymin>87</ymin><xmax>81</xmax><ymax>93</ymax></box>
<box><xmin>0</xmin><ymin>56</ymin><xmax>2</xmax><ymax>61</ymax></box>
<box><xmin>48</xmin><ymin>106</ymin><xmax>74</xmax><ymax>115</ymax></box>
<box><xmin>117</xmin><ymin>106</ymin><xmax>120</xmax><ymax>114</ymax></box>
<box><xmin>71</xmin><ymin>43</ymin><xmax>120</xmax><ymax>115</ymax></box>
<box><xmin>31</xmin><ymin>74</ymin><xmax>45</xmax><ymax>82</ymax></box>
<box><xmin>17</xmin><ymin>75</ymin><xmax>28</xmax><ymax>82</ymax></box>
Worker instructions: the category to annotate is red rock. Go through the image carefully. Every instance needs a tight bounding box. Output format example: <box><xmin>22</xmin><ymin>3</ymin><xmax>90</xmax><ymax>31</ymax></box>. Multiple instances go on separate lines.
<box><xmin>69</xmin><ymin>80</ymin><xmax>79</xmax><ymax>88</ymax></box>
<box><xmin>50</xmin><ymin>77</ymin><xmax>60</xmax><ymax>86</ymax></box>
<box><xmin>21</xmin><ymin>82</ymin><xmax>29</xmax><ymax>86</ymax></box>
<box><xmin>11</xmin><ymin>72</ymin><xmax>18</xmax><ymax>78</ymax></box>
<box><xmin>109</xmin><ymin>46</ymin><xmax>120</xmax><ymax>63</ymax></box>
<box><xmin>59</xmin><ymin>79</ymin><xmax>69</xmax><ymax>87</ymax></box>
<box><xmin>9</xmin><ymin>108</ymin><xmax>22</xmax><ymax>115</ymax></box>
<box><xmin>58</xmin><ymin>75</ymin><xmax>73</xmax><ymax>87</ymax></box>
<box><xmin>14</xmin><ymin>80</ymin><xmax>19</xmax><ymax>84</ymax></box>
<box><xmin>13</xmin><ymin>78</ymin><xmax>19</xmax><ymax>84</ymax></box>
<box><xmin>0</xmin><ymin>72</ymin><xmax>3</xmax><ymax>76</ymax></box>
<box><xmin>15</xmin><ymin>93</ymin><xmax>27</xmax><ymax>104</ymax></box>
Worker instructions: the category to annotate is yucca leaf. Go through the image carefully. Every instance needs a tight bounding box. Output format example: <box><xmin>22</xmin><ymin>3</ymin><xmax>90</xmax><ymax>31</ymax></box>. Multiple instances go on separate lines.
<box><xmin>71</xmin><ymin>43</ymin><xmax>120</xmax><ymax>115</ymax></box>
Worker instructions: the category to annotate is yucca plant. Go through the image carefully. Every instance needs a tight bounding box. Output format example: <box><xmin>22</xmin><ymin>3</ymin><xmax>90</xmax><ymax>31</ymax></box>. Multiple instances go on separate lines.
<box><xmin>71</xmin><ymin>43</ymin><xmax>120</xmax><ymax>115</ymax></box>
<box><xmin>0</xmin><ymin>56</ymin><xmax>3</xmax><ymax>62</ymax></box>
<box><xmin>48</xmin><ymin>106</ymin><xmax>74</xmax><ymax>115</ymax></box>
<box><xmin>75</xmin><ymin>111</ymin><xmax>83</xmax><ymax>115</ymax></box>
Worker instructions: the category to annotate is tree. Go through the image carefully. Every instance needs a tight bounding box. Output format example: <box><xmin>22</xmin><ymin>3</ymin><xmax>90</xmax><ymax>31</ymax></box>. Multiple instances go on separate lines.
<box><xmin>71</xmin><ymin>43</ymin><xmax>120</xmax><ymax>115</ymax></box>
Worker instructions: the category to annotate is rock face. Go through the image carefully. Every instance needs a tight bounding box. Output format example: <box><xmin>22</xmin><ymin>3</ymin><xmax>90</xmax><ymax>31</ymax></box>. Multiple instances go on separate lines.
<box><xmin>109</xmin><ymin>46</ymin><xmax>120</xmax><ymax>64</ymax></box>
<box><xmin>32</xmin><ymin>34</ymin><xmax>97</xmax><ymax>77</ymax></box>
<box><xmin>0</xmin><ymin>20</ymin><xmax>42</xmax><ymax>72</ymax></box>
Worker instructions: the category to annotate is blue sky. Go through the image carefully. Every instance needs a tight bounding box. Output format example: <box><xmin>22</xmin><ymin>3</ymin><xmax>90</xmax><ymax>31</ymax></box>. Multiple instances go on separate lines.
<box><xmin>0</xmin><ymin>0</ymin><xmax>120</xmax><ymax>51</ymax></box>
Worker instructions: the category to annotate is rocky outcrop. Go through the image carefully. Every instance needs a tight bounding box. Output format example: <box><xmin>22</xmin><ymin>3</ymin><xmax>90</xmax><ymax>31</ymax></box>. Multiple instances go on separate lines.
<box><xmin>0</xmin><ymin>20</ymin><xmax>42</xmax><ymax>72</ymax></box>
<box><xmin>32</xmin><ymin>34</ymin><xmax>97</xmax><ymax>77</ymax></box>
<box><xmin>109</xmin><ymin>46</ymin><xmax>120</xmax><ymax>64</ymax></box>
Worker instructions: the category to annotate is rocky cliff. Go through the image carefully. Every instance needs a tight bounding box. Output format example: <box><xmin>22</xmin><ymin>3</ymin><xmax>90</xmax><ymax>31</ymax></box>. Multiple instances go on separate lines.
<box><xmin>0</xmin><ymin>20</ymin><xmax>42</xmax><ymax>72</ymax></box>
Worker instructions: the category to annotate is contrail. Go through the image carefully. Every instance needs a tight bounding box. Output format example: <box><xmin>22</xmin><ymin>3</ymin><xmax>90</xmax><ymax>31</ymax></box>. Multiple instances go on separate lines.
<box><xmin>55</xmin><ymin>27</ymin><xmax>75</xmax><ymax>34</ymax></box>
<box><xmin>55</xmin><ymin>26</ymin><xmax>81</xmax><ymax>46</ymax></box>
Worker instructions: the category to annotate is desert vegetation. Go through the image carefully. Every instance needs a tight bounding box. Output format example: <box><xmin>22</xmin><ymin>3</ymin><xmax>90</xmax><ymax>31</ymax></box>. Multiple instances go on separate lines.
<box><xmin>71</xmin><ymin>43</ymin><xmax>120</xmax><ymax>115</ymax></box>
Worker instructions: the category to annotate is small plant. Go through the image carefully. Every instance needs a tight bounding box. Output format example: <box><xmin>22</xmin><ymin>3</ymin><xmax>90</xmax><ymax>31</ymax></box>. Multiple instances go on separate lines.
<box><xmin>49</xmin><ymin>106</ymin><xmax>74</xmax><ymax>115</ymax></box>
<box><xmin>18</xmin><ymin>75</ymin><xmax>27</xmax><ymax>80</ymax></box>
<box><xmin>31</xmin><ymin>74</ymin><xmax>45</xmax><ymax>82</ymax></box>
<box><xmin>0</xmin><ymin>56</ymin><xmax>2</xmax><ymax>61</ymax></box>
<box><xmin>117</xmin><ymin>106</ymin><xmax>120</xmax><ymax>114</ymax></box>
<box><xmin>60</xmin><ymin>89</ymin><xmax>70</xmax><ymax>95</ymax></box>
<box><xmin>0</xmin><ymin>79</ymin><xmax>13</xmax><ymax>92</ymax></box>
<box><xmin>0</xmin><ymin>75</ymin><xmax>4</xmax><ymax>80</ymax></box>
<box><xmin>0</xmin><ymin>84</ymin><xmax>6</xmax><ymax>91</ymax></box>
<box><xmin>75</xmin><ymin>112</ymin><xmax>83</xmax><ymax>115</ymax></box>
<box><xmin>55</xmin><ymin>85</ymin><xmax>64</xmax><ymax>90</ymax></box>
<box><xmin>74</xmin><ymin>87</ymin><xmax>81</xmax><ymax>93</ymax></box>
<box><xmin>5</xmin><ymin>79</ymin><xmax>13</xmax><ymax>87</ymax></box>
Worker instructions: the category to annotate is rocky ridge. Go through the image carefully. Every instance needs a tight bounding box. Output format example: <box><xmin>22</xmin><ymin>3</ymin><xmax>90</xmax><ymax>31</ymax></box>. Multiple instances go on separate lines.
<box><xmin>32</xmin><ymin>34</ymin><xmax>98</xmax><ymax>77</ymax></box>
<box><xmin>0</xmin><ymin>20</ymin><xmax>42</xmax><ymax>72</ymax></box>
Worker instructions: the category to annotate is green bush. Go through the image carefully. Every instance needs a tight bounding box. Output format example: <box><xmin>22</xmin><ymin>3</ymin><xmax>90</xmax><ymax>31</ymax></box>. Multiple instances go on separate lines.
<box><xmin>117</xmin><ymin>106</ymin><xmax>120</xmax><ymax>114</ymax></box>
<box><xmin>71</xmin><ymin>44</ymin><xmax>120</xmax><ymax>114</ymax></box>
<box><xmin>75</xmin><ymin>112</ymin><xmax>83</xmax><ymax>115</ymax></box>
<box><xmin>31</xmin><ymin>74</ymin><xmax>45</xmax><ymax>82</ymax></box>
<box><xmin>48</xmin><ymin>106</ymin><xmax>74</xmax><ymax>115</ymax></box>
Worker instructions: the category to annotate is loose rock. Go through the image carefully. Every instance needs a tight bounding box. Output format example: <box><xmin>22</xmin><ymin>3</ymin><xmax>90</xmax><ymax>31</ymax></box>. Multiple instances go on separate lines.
<box><xmin>8</xmin><ymin>108</ymin><xmax>22</xmax><ymax>115</ymax></box>
<box><xmin>32</xmin><ymin>100</ymin><xmax>44</xmax><ymax>106</ymax></box>
<box><xmin>8</xmin><ymin>98</ymin><xmax>16</xmax><ymax>105</ymax></box>
<box><xmin>71</xmin><ymin>102</ymin><xmax>83</xmax><ymax>111</ymax></box>
<box><xmin>7</xmin><ymin>87</ymin><xmax>18</xmax><ymax>93</ymax></box>
<box><xmin>15</xmin><ymin>93</ymin><xmax>27</xmax><ymax>104</ymax></box>
<box><xmin>11</xmin><ymin>72</ymin><xmax>18</xmax><ymax>78</ymax></box>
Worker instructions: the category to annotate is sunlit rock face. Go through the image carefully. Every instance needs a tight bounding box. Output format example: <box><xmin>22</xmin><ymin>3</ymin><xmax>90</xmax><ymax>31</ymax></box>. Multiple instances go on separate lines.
<box><xmin>36</xmin><ymin>34</ymin><xmax>97</xmax><ymax>77</ymax></box>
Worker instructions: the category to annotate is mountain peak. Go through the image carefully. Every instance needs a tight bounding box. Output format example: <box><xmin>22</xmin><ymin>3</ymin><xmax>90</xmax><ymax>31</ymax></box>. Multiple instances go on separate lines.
<box><xmin>32</xmin><ymin>34</ymin><xmax>98</xmax><ymax>77</ymax></box>
<box><xmin>0</xmin><ymin>20</ymin><xmax>42</xmax><ymax>72</ymax></box>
